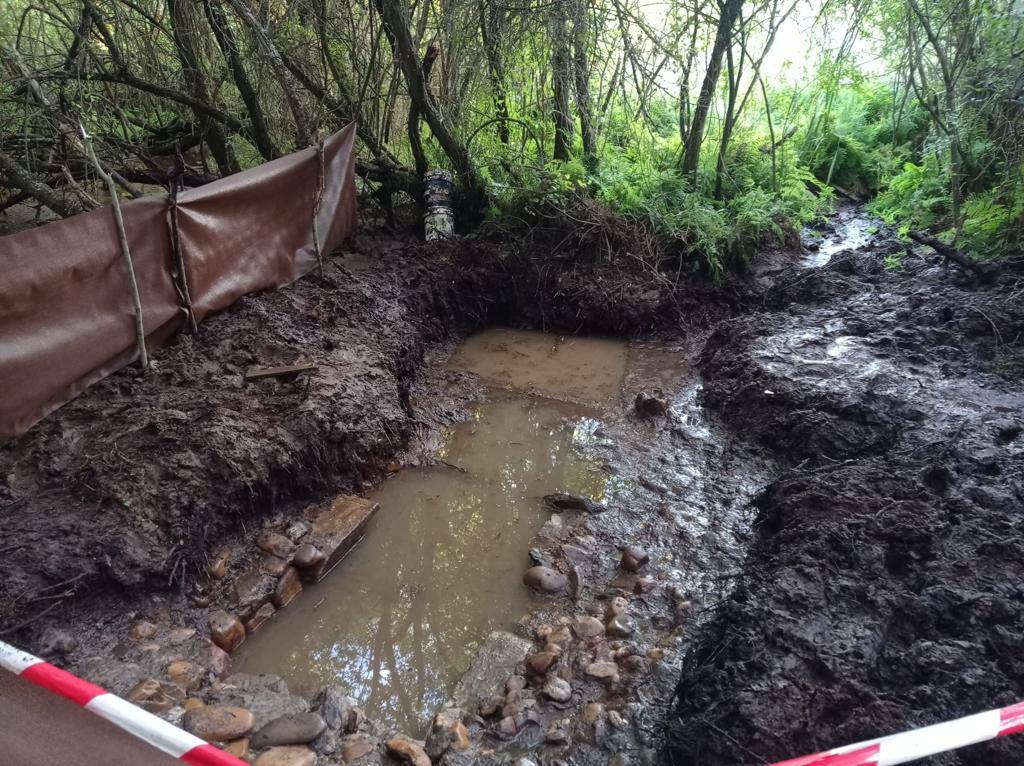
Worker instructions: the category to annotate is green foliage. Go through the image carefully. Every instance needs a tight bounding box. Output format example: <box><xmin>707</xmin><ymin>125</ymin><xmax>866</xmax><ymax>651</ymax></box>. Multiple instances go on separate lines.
<box><xmin>960</xmin><ymin>188</ymin><xmax>1024</xmax><ymax>260</ymax></box>
<box><xmin>871</xmin><ymin>157</ymin><xmax>949</xmax><ymax>232</ymax></box>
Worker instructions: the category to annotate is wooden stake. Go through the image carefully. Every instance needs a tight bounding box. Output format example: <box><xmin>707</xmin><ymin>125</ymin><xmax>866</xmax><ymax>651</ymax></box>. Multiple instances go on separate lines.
<box><xmin>82</xmin><ymin>127</ymin><xmax>149</xmax><ymax>369</ymax></box>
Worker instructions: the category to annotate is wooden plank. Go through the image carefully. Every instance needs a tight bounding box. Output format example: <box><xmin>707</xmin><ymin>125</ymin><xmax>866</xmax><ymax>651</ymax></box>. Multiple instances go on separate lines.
<box><xmin>243</xmin><ymin>362</ymin><xmax>318</xmax><ymax>382</ymax></box>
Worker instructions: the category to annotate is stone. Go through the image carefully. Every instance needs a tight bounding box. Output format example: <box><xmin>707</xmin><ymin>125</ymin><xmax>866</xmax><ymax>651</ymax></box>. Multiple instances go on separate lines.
<box><xmin>234</xmin><ymin>568</ymin><xmax>276</xmax><ymax>620</ymax></box>
<box><xmin>129</xmin><ymin>621</ymin><xmax>157</xmax><ymax>640</ymax></box>
<box><xmin>209</xmin><ymin>611</ymin><xmax>245</xmax><ymax>652</ymax></box>
<box><xmin>303</xmin><ymin>496</ymin><xmax>379</xmax><ymax>582</ymax></box>
<box><xmin>547</xmin><ymin>625</ymin><xmax>572</xmax><ymax>645</ymax></box>
<box><xmin>528</xmin><ymin>548</ymin><xmax>551</xmax><ymax>567</ymax></box>
<box><xmin>605</xmin><ymin>596</ymin><xmax>629</xmax><ymax>620</ymax></box>
<box><xmin>622</xmin><ymin>655</ymin><xmax>648</xmax><ymax>673</ymax></box>
<box><xmin>385</xmin><ymin>737</ymin><xmax>431</xmax><ymax>766</ymax></box>
<box><xmin>606</xmin><ymin>616</ymin><xmax>635</xmax><ymax>639</ymax></box>
<box><xmin>341</xmin><ymin>734</ymin><xmax>378</xmax><ymax>762</ymax></box>
<box><xmin>502</xmin><ymin>689</ymin><xmax>536</xmax><ymax>719</ymax></box>
<box><xmin>569</xmin><ymin>565</ymin><xmax>584</xmax><ymax>601</ymax></box>
<box><xmin>522</xmin><ymin>566</ymin><xmax>568</xmax><ymax>593</ymax></box>
<box><xmin>253</xmin><ymin>745</ymin><xmax>316</xmax><ymax>766</ymax></box>
<box><xmin>260</xmin><ymin>552</ymin><xmax>289</xmax><ymax>576</ymax></box>
<box><xmin>542</xmin><ymin>676</ymin><xmax>572</xmax><ymax>703</ymax></box>
<box><xmin>497</xmin><ymin>716</ymin><xmax>518</xmax><ymax>736</ymax></box>
<box><xmin>545</xmin><ymin>719</ymin><xmax>570</xmax><ymax>744</ymax></box>
<box><xmin>224</xmin><ymin>738</ymin><xmax>250</xmax><ymax>759</ymax></box>
<box><xmin>582</xmin><ymin>703</ymin><xmax>604</xmax><ymax>723</ymax></box>
<box><xmin>293</xmin><ymin>544</ymin><xmax>326</xmax><ymax>578</ymax></box>
<box><xmin>526</xmin><ymin>651</ymin><xmax>558</xmax><ymax>675</ymax></box>
<box><xmin>425</xmin><ymin>711</ymin><xmax>469</xmax><ymax>759</ymax></box>
<box><xmin>257</xmin><ymin>531</ymin><xmax>296</xmax><ymax>559</ymax></box>
<box><xmin>252</xmin><ymin>712</ymin><xmax>327</xmax><ymax>748</ymax></box>
<box><xmin>183</xmin><ymin>698</ymin><xmax>205</xmax><ymax>711</ymax></box>
<box><xmin>516</xmin><ymin>760</ymin><xmax>538</xmax><ymax>766</ymax></box>
<box><xmin>573</xmin><ymin>615</ymin><xmax>605</xmax><ymax>638</ymax></box>
<box><xmin>167</xmin><ymin>660</ymin><xmax>204</xmax><ymax>692</ymax></box>
<box><xmin>196</xmin><ymin>640</ymin><xmax>231</xmax><ymax>678</ymax></box>
<box><xmin>246</xmin><ymin>602</ymin><xmax>277</xmax><ymax>632</ymax></box>
<box><xmin>38</xmin><ymin>629</ymin><xmax>77</xmax><ymax>657</ymax></box>
<box><xmin>505</xmin><ymin>675</ymin><xmax>527</xmax><ymax>693</ymax></box>
<box><xmin>209</xmin><ymin>552</ymin><xmax>229</xmax><ymax>579</ymax></box>
<box><xmin>318</xmin><ymin>687</ymin><xmax>362</xmax><ymax>733</ymax></box>
<box><xmin>168</xmin><ymin>627</ymin><xmax>197</xmax><ymax>644</ymax></box>
<box><xmin>633</xmin><ymin>577</ymin><xmax>657</xmax><ymax>594</ymax></box>
<box><xmin>183</xmin><ymin>705</ymin><xmax>255</xmax><ymax>742</ymax></box>
<box><xmin>479</xmin><ymin>695</ymin><xmax>504</xmax><ymax>716</ymax></box>
<box><xmin>126</xmin><ymin>678</ymin><xmax>184</xmax><ymax>713</ymax></box>
<box><xmin>312</xmin><ymin>728</ymin><xmax>339</xmax><ymax>756</ymax></box>
<box><xmin>634</xmin><ymin>390</ymin><xmax>669</xmax><ymax>417</ymax></box>
<box><xmin>620</xmin><ymin>546</ymin><xmax>649</xmax><ymax>573</ymax></box>
<box><xmin>543</xmin><ymin>492</ymin><xmax>607</xmax><ymax>514</ymax></box>
<box><xmin>206</xmin><ymin>674</ymin><xmax>309</xmax><ymax>729</ymax></box>
<box><xmin>451</xmin><ymin>631</ymin><xmax>532</xmax><ymax>713</ymax></box>
<box><xmin>273</xmin><ymin>567</ymin><xmax>303</xmax><ymax>608</ymax></box>
<box><xmin>286</xmin><ymin>520</ymin><xmax>311</xmax><ymax>542</ymax></box>
<box><xmin>608</xmin><ymin>710</ymin><xmax>628</xmax><ymax>729</ymax></box>
<box><xmin>585</xmin><ymin>662</ymin><xmax>619</xmax><ymax>682</ymax></box>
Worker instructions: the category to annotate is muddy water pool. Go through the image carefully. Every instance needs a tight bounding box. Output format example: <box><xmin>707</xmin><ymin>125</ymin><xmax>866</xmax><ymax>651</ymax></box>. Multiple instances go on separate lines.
<box><xmin>234</xmin><ymin>329</ymin><xmax>689</xmax><ymax>734</ymax></box>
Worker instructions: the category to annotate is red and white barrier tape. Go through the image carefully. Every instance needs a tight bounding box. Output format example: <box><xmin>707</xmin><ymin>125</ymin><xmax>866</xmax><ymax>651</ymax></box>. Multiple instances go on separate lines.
<box><xmin>769</xmin><ymin>700</ymin><xmax>1024</xmax><ymax>766</ymax></box>
<box><xmin>0</xmin><ymin>639</ymin><xmax>245</xmax><ymax>766</ymax></box>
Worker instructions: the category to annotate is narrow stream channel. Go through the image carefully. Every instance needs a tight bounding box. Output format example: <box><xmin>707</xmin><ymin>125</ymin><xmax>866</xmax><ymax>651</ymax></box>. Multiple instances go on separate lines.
<box><xmin>235</xmin><ymin>330</ymin><xmax>656</xmax><ymax>733</ymax></box>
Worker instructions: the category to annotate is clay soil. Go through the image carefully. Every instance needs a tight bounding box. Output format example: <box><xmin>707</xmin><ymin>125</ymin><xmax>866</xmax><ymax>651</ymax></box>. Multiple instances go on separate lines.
<box><xmin>2</xmin><ymin>209</ymin><xmax>1023</xmax><ymax>765</ymax></box>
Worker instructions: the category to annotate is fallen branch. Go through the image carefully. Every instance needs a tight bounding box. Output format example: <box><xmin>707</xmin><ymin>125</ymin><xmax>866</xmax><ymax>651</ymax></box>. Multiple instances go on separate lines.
<box><xmin>82</xmin><ymin>127</ymin><xmax>148</xmax><ymax>369</ymax></box>
<box><xmin>0</xmin><ymin>149</ymin><xmax>79</xmax><ymax>217</ymax></box>
<box><xmin>908</xmin><ymin>230</ymin><xmax>994</xmax><ymax>278</ymax></box>
<box><xmin>831</xmin><ymin>183</ymin><xmax>862</xmax><ymax>203</ymax></box>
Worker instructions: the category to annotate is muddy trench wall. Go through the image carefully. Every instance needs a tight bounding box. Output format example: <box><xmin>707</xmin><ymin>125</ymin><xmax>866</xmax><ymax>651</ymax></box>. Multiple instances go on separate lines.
<box><xmin>0</xmin><ymin>124</ymin><xmax>357</xmax><ymax>441</ymax></box>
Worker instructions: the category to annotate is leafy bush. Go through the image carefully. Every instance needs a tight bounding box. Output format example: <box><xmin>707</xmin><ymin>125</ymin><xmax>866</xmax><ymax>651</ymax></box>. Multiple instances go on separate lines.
<box><xmin>870</xmin><ymin>156</ymin><xmax>949</xmax><ymax>232</ymax></box>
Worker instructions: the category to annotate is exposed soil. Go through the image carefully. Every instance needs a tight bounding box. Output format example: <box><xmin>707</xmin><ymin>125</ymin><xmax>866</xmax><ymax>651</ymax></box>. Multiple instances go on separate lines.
<box><xmin>666</xmin><ymin>236</ymin><xmax>1024</xmax><ymax>764</ymax></box>
<box><xmin>3</xmin><ymin>205</ymin><xmax>1023</xmax><ymax>766</ymax></box>
<box><xmin>0</xmin><ymin>222</ymin><xmax>719</xmax><ymax>638</ymax></box>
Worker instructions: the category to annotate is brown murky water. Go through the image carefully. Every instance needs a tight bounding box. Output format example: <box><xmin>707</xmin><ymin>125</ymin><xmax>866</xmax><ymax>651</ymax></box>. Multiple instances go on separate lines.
<box><xmin>235</xmin><ymin>331</ymin><xmax>637</xmax><ymax>734</ymax></box>
<box><xmin>447</xmin><ymin>328</ymin><xmax>629</xmax><ymax>403</ymax></box>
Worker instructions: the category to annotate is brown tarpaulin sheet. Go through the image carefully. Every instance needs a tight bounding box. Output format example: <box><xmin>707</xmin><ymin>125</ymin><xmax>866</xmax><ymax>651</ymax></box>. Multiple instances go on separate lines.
<box><xmin>0</xmin><ymin>123</ymin><xmax>357</xmax><ymax>441</ymax></box>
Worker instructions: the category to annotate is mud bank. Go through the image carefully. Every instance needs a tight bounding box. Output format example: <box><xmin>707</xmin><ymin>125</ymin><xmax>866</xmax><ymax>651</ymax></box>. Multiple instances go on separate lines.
<box><xmin>666</xmin><ymin>245</ymin><xmax>1024</xmax><ymax>764</ymax></box>
<box><xmin>0</xmin><ymin>226</ymin><xmax>722</xmax><ymax>640</ymax></box>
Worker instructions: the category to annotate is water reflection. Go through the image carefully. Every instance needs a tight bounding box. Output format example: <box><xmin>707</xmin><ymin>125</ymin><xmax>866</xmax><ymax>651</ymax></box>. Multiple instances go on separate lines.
<box><xmin>234</xmin><ymin>397</ymin><xmax>610</xmax><ymax>735</ymax></box>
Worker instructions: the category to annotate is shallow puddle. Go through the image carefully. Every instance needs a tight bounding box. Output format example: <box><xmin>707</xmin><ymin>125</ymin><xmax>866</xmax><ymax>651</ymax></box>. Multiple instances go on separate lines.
<box><xmin>234</xmin><ymin>331</ymin><xmax>639</xmax><ymax>734</ymax></box>
<box><xmin>447</xmin><ymin>328</ymin><xmax>629</xmax><ymax>403</ymax></box>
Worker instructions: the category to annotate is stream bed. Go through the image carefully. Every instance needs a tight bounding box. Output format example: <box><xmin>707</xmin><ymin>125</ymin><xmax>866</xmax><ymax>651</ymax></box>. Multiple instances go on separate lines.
<box><xmin>233</xmin><ymin>328</ymin><xmax>761</xmax><ymax>741</ymax></box>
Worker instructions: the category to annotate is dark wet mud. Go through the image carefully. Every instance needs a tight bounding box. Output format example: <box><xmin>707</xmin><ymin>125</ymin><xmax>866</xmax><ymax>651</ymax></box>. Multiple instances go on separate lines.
<box><xmin>666</xmin><ymin>225</ymin><xmax>1024</xmax><ymax>765</ymax></box>
<box><xmin>1</xmin><ymin>206</ymin><xmax>1021</xmax><ymax>766</ymax></box>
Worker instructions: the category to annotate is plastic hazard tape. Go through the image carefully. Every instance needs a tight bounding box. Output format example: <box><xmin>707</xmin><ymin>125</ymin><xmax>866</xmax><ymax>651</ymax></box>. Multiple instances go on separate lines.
<box><xmin>769</xmin><ymin>700</ymin><xmax>1024</xmax><ymax>766</ymax></box>
<box><xmin>0</xmin><ymin>639</ymin><xmax>245</xmax><ymax>765</ymax></box>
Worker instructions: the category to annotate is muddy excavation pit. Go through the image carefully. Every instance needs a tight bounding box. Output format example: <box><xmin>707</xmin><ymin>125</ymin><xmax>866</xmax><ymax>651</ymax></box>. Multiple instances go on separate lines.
<box><xmin>1</xmin><ymin>212</ymin><xmax>1023</xmax><ymax>766</ymax></box>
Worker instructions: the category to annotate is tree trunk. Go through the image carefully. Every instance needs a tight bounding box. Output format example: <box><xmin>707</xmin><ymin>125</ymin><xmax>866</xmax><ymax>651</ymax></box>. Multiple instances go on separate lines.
<box><xmin>166</xmin><ymin>0</ymin><xmax>240</xmax><ymax>174</ymax></box>
<box><xmin>222</xmin><ymin>0</ymin><xmax>311</xmax><ymax>149</ymax></box>
<box><xmin>408</xmin><ymin>40</ymin><xmax>440</xmax><ymax>178</ymax></box>
<box><xmin>373</xmin><ymin>0</ymin><xmax>487</xmax><ymax>219</ymax></box>
<box><xmin>551</xmin><ymin>7</ymin><xmax>573</xmax><ymax>161</ymax></box>
<box><xmin>478</xmin><ymin>0</ymin><xmax>510</xmax><ymax>145</ymax></box>
<box><xmin>713</xmin><ymin>44</ymin><xmax>738</xmax><ymax>199</ymax></box>
<box><xmin>571</xmin><ymin>0</ymin><xmax>597</xmax><ymax>167</ymax></box>
<box><xmin>202</xmin><ymin>0</ymin><xmax>279</xmax><ymax>160</ymax></box>
<box><xmin>681</xmin><ymin>0</ymin><xmax>743</xmax><ymax>181</ymax></box>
